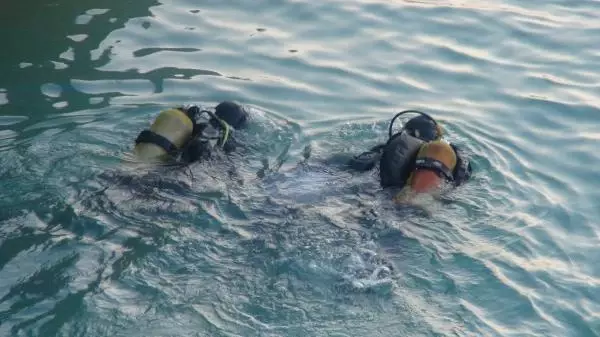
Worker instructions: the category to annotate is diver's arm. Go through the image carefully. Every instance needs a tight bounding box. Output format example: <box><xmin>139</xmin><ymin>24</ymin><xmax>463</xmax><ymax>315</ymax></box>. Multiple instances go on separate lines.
<box><xmin>294</xmin><ymin>143</ymin><xmax>385</xmax><ymax>172</ymax></box>
<box><xmin>450</xmin><ymin>143</ymin><xmax>472</xmax><ymax>186</ymax></box>
<box><xmin>345</xmin><ymin>144</ymin><xmax>385</xmax><ymax>172</ymax></box>
<box><xmin>313</xmin><ymin>144</ymin><xmax>384</xmax><ymax>172</ymax></box>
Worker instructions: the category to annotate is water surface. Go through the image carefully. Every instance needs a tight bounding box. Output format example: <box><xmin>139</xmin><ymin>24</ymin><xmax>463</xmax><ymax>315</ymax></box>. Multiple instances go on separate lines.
<box><xmin>1</xmin><ymin>0</ymin><xmax>599</xmax><ymax>336</ymax></box>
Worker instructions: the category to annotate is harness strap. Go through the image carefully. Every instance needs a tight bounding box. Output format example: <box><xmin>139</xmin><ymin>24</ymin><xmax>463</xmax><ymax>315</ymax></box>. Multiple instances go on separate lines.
<box><xmin>218</xmin><ymin>122</ymin><xmax>230</xmax><ymax>147</ymax></box>
<box><xmin>135</xmin><ymin>130</ymin><xmax>179</xmax><ymax>155</ymax></box>
<box><xmin>414</xmin><ymin>157</ymin><xmax>454</xmax><ymax>182</ymax></box>
<box><xmin>195</xmin><ymin>108</ymin><xmax>232</xmax><ymax>148</ymax></box>
<box><xmin>206</xmin><ymin>117</ymin><xmax>230</xmax><ymax>147</ymax></box>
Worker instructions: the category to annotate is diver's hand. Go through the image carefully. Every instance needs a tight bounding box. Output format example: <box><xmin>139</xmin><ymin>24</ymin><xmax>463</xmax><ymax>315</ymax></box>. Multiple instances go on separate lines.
<box><xmin>347</xmin><ymin>144</ymin><xmax>385</xmax><ymax>171</ymax></box>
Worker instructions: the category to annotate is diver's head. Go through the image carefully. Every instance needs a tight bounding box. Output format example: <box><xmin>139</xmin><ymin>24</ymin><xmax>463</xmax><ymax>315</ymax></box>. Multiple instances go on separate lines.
<box><xmin>214</xmin><ymin>101</ymin><xmax>248</xmax><ymax>129</ymax></box>
<box><xmin>404</xmin><ymin>115</ymin><xmax>442</xmax><ymax>142</ymax></box>
<box><xmin>408</xmin><ymin>141</ymin><xmax>457</xmax><ymax>193</ymax></box>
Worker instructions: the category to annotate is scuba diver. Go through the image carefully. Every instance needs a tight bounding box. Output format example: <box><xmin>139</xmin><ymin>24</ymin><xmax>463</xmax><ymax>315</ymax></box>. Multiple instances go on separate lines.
<box><xmin>258</xmin><ymin>109</ymin><xmax>472</xmax><ymax>207</ymax></box>
<box><xmin>80</xmin><ymin>101</ymin><xmax>250</xmax><ymax>211</ymax></box>
<box><xmin>133</xmin><ymin>101</ymin><xmax>249</xmax><ymax>164</ymax></box>
<box><xmin>347</xmin><ymin>110</ymin><xmax>472</xmax><ymax>202</ymax></box>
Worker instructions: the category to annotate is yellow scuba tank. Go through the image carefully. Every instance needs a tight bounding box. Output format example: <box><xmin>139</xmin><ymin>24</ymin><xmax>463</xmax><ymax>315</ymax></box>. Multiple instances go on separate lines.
<box><xmin>134</xmin><ymin>108</ymin><xmax>194</xmax><ymax>163</ymax></box>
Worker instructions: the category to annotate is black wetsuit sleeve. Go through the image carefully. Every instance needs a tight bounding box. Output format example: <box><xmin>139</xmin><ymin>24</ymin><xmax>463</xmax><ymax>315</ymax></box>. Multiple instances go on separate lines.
<box><xmin>181</xmin><ymin>138</ymin><xmax>212</xmax><ymax>164</ymax></box>
<box><xmin>450</xmin><ymin>143</ymin><xmax>472</xmax><ymax>186</ymax></box>
<box><xmin>346</xmin><ymin>144</ymin><xmax>385</xmax><ymax>172</ymax></box>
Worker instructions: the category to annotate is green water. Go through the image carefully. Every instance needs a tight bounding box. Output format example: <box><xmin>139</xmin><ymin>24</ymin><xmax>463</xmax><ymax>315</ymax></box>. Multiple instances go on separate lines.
<box><xmin>1</xmin><ymin>0</ymin><xmax>600</xmax><ymax>336</ymax></box>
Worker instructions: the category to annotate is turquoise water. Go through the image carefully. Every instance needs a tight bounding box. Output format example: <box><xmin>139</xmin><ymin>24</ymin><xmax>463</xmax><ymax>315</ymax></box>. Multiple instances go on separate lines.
<box><xmin>1</xmin><ymin>0</ymin><xmax>600</xmax><ymax>336</ymax></box>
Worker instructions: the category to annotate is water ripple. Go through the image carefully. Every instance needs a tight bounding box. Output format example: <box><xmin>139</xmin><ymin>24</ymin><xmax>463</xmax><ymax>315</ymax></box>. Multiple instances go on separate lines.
<box><xmin>1</xmin><ymin>0</ymin><xmax>600</xmax><ymax>336</ymax></box>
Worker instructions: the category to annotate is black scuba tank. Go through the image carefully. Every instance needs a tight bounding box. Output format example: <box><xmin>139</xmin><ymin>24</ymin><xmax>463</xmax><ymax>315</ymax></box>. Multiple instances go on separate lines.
<box><xmin>379</xmin><ymin>132</ymin><xmax>424</xmax><ymax>187</ymax></box>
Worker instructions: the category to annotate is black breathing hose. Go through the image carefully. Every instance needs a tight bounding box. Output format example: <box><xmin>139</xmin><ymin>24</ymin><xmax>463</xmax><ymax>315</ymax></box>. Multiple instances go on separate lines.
<box><xmin>388</xmin><ymin>110</ymin><xmax>438</xmax><ymax>139</ymax></box>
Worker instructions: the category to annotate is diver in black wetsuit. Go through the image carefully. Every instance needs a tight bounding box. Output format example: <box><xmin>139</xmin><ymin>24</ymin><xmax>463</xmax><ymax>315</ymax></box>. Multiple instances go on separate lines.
<box><xmin>133</xmin><ymin>101</ymin><xmax>249</xmax><ymax>165</ymax></box>
<box><xmin>347</xmin><ymin>110</ymin><xmax>472</xmax><ymax>194</ymax></box>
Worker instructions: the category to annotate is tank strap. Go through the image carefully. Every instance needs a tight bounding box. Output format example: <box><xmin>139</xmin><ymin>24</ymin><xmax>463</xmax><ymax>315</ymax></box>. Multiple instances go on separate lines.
<box><xmin>414</xmin><ymin>157</ymin><xmax>454</xmax><ymax>181</ymax></box>
<box><xmin>135</xmin><ymin>130</ymin><xmax>179</xmax><ymax>155</ymax></box>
